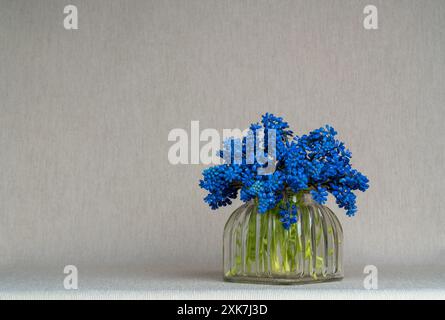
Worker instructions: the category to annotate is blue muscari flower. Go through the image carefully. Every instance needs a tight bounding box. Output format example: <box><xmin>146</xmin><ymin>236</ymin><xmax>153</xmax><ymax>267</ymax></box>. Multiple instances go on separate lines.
<box><xmin>311</xmin><ymin>186</ymin><xmax>328</xmax><ymax>204</ymax></box>
<box><xmin>199</xmin><ymin>114</ymin><xmax>369</xmax><ymax>228</ymax></box>
<box><xmin>278</xmin><ymin>202</ymin><xmax>298</xmax><ymax>229</ymax></box>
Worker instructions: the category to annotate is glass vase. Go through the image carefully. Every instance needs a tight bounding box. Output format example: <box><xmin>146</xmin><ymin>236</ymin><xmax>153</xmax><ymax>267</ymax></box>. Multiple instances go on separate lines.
<box><xmin>223</xmin><ymin>192</ymin><xmax>343</xmax><ymax>284</ymax></box>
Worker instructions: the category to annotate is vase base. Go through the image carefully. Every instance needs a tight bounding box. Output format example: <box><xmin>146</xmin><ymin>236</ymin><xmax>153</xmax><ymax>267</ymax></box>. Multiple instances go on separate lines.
<box><xmin>223</xmin><ymin>274</ymin><xmax>343</xmax><ymax>285</ymax></box>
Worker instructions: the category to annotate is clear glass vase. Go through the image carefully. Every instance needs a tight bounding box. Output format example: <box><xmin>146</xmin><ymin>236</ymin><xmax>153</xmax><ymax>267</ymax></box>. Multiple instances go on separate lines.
<box><xmin>223</xmin><ymin>192</ymin><xmax>343</xmax><ymax>284</ymax></box>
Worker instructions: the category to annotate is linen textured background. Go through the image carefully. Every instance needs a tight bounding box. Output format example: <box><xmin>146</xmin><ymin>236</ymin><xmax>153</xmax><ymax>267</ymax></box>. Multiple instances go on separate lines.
<box><xmin>0</xmin><ymin>0</ymin><xmax>444</xmax><ymax>276</ymax></box>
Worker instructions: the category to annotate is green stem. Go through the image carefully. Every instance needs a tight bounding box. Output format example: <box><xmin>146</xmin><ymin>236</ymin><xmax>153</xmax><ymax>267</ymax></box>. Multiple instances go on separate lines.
<box><xmin>230</xmin><ymin>191</ymin><xmax>326</xmax><ymax>279</ymax></box>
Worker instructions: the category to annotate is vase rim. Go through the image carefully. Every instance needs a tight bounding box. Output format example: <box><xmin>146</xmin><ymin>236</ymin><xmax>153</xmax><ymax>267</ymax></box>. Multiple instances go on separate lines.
<box><xmin>247</xmin><ymin>189</ymin><xmax>318</xmax><ymax>207</ymax></box>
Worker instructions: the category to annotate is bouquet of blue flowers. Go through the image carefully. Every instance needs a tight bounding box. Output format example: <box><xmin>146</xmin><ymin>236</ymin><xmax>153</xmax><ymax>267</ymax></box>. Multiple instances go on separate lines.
<box><xmin>199</xmin><ymin>113</ymin><xmax>369</xmax><ymax>229</ymax></box>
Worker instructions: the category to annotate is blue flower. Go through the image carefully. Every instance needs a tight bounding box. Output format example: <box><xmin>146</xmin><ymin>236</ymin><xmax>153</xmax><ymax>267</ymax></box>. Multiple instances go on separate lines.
<box><xmin>311</xmin><ymin>186</ymin><xmax>329</xmax><ymax>205</ymax></box>
<box><xmin>279</xmin><ymin>202</ymin><xmax>298</xmax><ymax>229</ymax></box>
<box><xmin>199</xmin><ymin>114</ymin><xmax>369</xmax><ymax>228</ymax></box>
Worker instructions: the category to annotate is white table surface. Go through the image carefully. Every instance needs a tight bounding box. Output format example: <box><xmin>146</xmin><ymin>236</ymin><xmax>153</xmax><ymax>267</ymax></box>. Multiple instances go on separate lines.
<box><xmin>0</xmin><ymin>265</ymin><xmax>444</xmax><ymax>300</ymax></box>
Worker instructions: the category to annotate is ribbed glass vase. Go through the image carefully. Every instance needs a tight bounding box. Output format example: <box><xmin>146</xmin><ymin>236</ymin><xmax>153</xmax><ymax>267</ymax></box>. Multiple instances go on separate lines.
<box><xmin>223</xmin><ymin>192</ymin><xmax>343</xmax><ymax>284</ymax></box>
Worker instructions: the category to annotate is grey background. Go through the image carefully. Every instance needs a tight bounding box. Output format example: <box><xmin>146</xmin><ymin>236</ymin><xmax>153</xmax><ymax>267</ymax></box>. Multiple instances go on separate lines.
<box><xmin>0</xmin><ymin>0</ymin><xmax>444</xmax><ymax>276</ymax></box>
